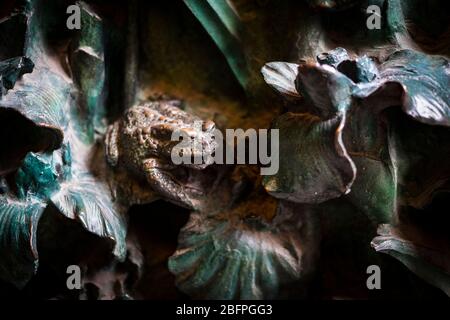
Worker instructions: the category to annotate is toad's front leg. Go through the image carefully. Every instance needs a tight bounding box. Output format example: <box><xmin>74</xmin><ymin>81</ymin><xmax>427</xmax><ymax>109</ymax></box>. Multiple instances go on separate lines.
<box><xmin>142</xmin><ymin>158</ymin><xmax>195</xmax><ymax>209</ymax></box>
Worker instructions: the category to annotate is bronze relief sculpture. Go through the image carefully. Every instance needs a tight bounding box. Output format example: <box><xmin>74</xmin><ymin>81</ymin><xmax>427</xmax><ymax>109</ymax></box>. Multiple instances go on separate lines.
<box><xmin>0</xmin><ymin>0</ymin><xmax>449</xmax><ymax>300</ymax></box>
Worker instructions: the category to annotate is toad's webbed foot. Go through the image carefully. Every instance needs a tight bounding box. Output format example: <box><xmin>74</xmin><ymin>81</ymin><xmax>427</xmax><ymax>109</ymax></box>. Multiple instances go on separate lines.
<box><xmin>142</xmin><ymin>158</ymin><xmax>195</xmax><ymax>209</ymax></box>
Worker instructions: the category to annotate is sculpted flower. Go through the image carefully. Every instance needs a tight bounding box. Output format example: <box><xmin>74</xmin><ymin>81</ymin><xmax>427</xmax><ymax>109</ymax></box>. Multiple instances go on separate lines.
<box><xmin>0</xmin><ymin>2</ymin><xmax>126</xmax><ymax>288</ymax></box>
<box><xmin>262</xmin><ymin>47</ymin><xmax>450</xmax><ymax>295</ymax></box>
<box><xmin>168</xmin><ymin>201</ymin><xmax>319</xmax><ymax>299</ymax></box>
<box><xmin>262</xmin><ymin>48</ymin><xmax>449</xmax><ymax>207</ymax></box>
<box><xmin>167</xmin><ymin>165</ymin><xmax>320</xmax><ymax>300</ymax></box>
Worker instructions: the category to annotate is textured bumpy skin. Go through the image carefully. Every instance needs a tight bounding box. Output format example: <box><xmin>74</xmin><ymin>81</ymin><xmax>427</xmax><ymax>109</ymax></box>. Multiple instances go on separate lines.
<box><xmin>105</xmin><ymin>102</ymin><xmax>217</xmax><ymax>209</ymax></box>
